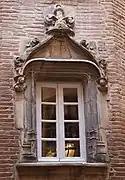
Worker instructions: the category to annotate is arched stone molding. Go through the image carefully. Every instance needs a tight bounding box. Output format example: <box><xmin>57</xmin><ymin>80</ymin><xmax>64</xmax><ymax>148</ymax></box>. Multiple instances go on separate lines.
<box><xmin>14</xmin><ymin>35</ymin><xmax>107</xmax><ymax>93</ymax></box>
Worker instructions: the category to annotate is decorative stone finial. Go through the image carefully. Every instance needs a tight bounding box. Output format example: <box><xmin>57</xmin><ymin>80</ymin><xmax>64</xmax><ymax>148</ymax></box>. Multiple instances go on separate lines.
<box><xmin>44</xmin><ymin>4</ymin><xmax>75</xmax><ymax>36</ymax></box>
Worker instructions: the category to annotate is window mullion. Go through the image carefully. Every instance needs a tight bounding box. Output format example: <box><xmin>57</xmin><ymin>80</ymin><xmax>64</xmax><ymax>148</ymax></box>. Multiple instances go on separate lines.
<box><xmin>58</xmin><ymin>84</ymin><xmax>65</xmax><ymax>160</ymax></box>
<box><xmin>56</xmin><ymin>84</ymin><xmax>59</xmax><ymax>160</ymax></box>
<box><xmin>78</xmin><ymin>85</ymin><xmax>86</xmax><ymax>161</ymax></box>
<box><xmin>36</xmin><ymin>84</ymin><xmax>42</xmax><ymax>160</ymax></box>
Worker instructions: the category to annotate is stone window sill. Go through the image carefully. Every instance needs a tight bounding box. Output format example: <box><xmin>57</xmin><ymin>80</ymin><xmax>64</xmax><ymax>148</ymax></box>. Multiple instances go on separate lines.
<box><xmin>16</xmin><ymin>162</ymin><xmax>108</xmax><ymax>176</ymax></box>
<box><xmin>16</xmin><ymin>161</ymin><xmax>107</xmax><ymax>167</ymax></box>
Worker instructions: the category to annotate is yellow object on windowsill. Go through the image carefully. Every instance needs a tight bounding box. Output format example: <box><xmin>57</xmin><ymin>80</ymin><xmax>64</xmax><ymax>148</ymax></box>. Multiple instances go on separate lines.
<box><xmin>46</xmin><ymin>150</ymin><xmax>56</xmax><ymax>157</ymax></box>
<box><xmin>45</xmin><ymin>143</ymin><xmax>75</xmax><ymax>157</ymax></box>
<box><xmin>65</xmin><ymin>143</ymin><xmax>75</xmax><ymax>157</ymax></box>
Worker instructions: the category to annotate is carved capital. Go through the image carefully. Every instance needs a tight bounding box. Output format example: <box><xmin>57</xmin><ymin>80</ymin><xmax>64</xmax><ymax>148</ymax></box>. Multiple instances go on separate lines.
<box><xmin>44</xmin><ymin>4</ymin><xmax>75</xmax><ymax>36</ymax></box>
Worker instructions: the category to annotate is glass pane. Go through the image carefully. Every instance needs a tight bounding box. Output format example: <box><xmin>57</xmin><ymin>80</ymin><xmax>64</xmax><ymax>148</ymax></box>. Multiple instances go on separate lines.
<box><xmin>42</xmin><ymin>141</ymin><xmax>56</xmax><ymax>157</ymax></box>
<box><xmin>65</xmin><ymin>122</ymin><xmax>79</xmax><ymax>138</ymax></box>
<box><xmin>41</xmin><ymin>104</ymin><xmax>56</xmax><ymax>120</ymax></box>
<box><xmin>42</xmin><ymin>122</ymin><xmax>56</xmax><ymax>138</ymax></box>
<box><xmin>64</xmin><ymin>105</ymin><xmax>78</xmax><ymax>120</ymax></box>
<box><xmin>65</xmin><ymin>141</ymin><xmax>80</xmax><ymax>157</ymax></box>
<box><xmin>41</xmin><ymin>87</ymin><xmax>56</xmax><ymax>102</ymax></box>
<box><xmin>63</xmin><ymin>88</ymin><xmax>78</xmax><ymax>102</ymax></box>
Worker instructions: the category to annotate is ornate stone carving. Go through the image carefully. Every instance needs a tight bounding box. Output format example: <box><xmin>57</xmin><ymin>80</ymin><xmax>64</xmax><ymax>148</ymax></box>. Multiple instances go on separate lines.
<box><xmin>80</xmin><ymin>40</ymin><xmax>97</xmax><ymax>57</ymax></box>
<box><xmin>14</xmin><ymin>56</ymin><xmax>26</xmax><ymax>92</ymax></box>
<box><xmin>26</xmin><ymin>38</ymin><xmax>40</xmax><ymax>49</ymax></box>
<box><xmin>97</xmin><ymin>77</ymin><xmax>108</xmax><ymax>92</ymax></box>
<box><xmin>22</xmin><ymin>129</ymin><xmax>36</xmax><ymax>161</ymax></box>
<box><xmin>80</xmin><ymin>40</ymin><xmax>89</xmax><ymax>49</ymax></box>
<box><xmin>14</xmin><ymin>38</ymin><xmax>40</xmax><ymax>93</ymax></box>
<box><xmin>96</xmin><ymin>141</ymin><xmax>108</xmax><ymax>163</ymax></box>
<box><xmin>44</xmin><ymin>4</ymin><xmax>75</xmax><ymax>36</ymax></box>
<box><xmin>87</xmin><ymin>129</ymin><xmax>98</xmax><ymax>163</ymax></box>
<box><xmin>80</xmin><ymin>40</ymin><xmax>97</xmax><ymax>52</ymax></box>
<box><xmin>14</xmin><ymin>75</ymin><xmax>27</xmax><ymax>92</ymax></box>
<box><xmin>80</xmin><ymin>41</ymin><xmax>108</xmax><ymax>92</ymax></box>
<box><xmin>97</xmin><ymin>59</ymin><xmax>108</xmax><ymax>92</ymax></box>
<box><xmin>14</xmin><ymin>56</ymin><xmax>25</xmax><ymax>74</ymax></box>
<box><xmin>87</xmin><ymin>131</ymin><xmax>108</xmax><ymax>163</ymax></box>
<box><xmin>99</xmin><ymin>59</ymin><xmax>107</xmax><ymax>78</ymax></box>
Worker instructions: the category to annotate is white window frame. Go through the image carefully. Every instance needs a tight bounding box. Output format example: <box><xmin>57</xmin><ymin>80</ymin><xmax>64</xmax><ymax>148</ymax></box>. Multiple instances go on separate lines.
<box><xmin>36</xmin><ymin>82</ymin><xmax>86</xmax><ymax>162</ymax></box>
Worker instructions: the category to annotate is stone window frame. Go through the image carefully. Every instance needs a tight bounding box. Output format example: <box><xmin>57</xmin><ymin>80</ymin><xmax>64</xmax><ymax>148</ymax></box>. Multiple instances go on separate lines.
<box><xmin>13</xmin><ymin>4</ymin><xmax>109</xmax><ymax>165</ymax></box>
<box><xmin>14</xmin><ymin>58</ymin><xmax>108</xmax><ymax>164</ymax></box>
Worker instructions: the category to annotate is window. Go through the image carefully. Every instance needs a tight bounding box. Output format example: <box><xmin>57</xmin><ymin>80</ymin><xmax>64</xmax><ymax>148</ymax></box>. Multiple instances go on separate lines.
<box><xmin>36</xmin><ymin>82</ymin><xmax>86</xmax><ymax>162</ymax></box>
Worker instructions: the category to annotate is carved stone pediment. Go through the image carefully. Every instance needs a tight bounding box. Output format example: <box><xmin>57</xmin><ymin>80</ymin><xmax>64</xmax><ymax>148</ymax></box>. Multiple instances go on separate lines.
<box><xmin>26</xmin><ymin>36</ymin><xmax>97</xmax><ymax>62</ymax></box>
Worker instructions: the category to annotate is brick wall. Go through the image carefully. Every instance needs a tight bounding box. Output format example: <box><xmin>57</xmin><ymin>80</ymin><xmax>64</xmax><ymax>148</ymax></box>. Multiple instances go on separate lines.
<box><xmin>107</xmin><ymin>0</ymin><xmax>125</xmax><ymax>179</ymax></box>
<box><xmin>0</xmin><ymin>0</ymin><xmax>125</xmax><ymax>179</ymax></box>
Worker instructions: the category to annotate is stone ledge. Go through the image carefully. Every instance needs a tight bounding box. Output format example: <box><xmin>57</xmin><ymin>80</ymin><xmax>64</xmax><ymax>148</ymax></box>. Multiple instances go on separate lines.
<box><xmin>16</xmin><ymin>162</ymin><xmax>107</xmax><ymax>167</ymax></box>
<box><xmin>16</xmin><ymin>162</ymin><xmax>108</xmax><ymax>176</ymax></box>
